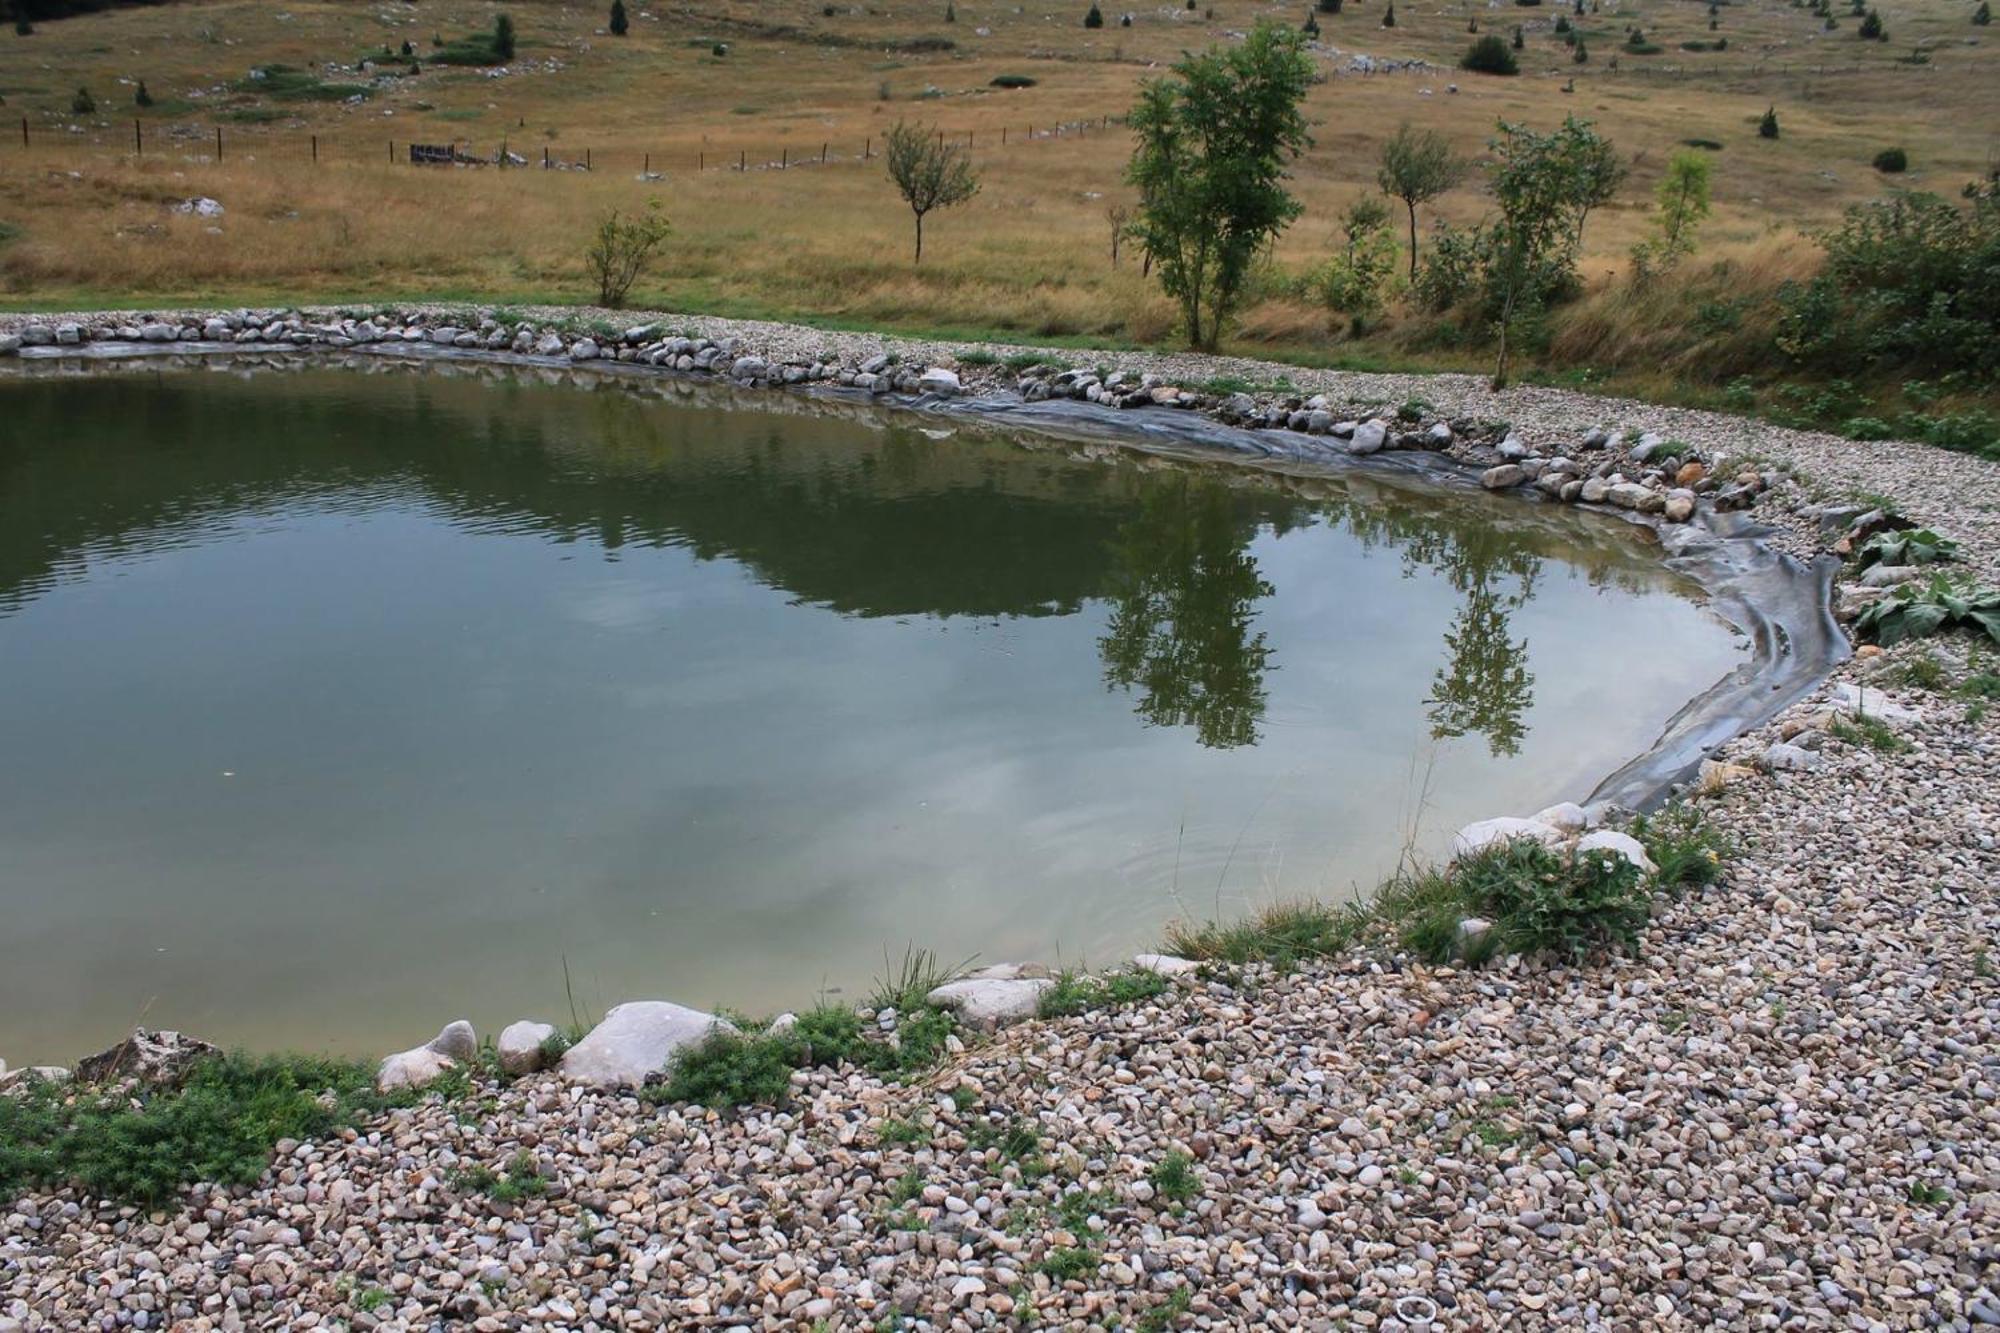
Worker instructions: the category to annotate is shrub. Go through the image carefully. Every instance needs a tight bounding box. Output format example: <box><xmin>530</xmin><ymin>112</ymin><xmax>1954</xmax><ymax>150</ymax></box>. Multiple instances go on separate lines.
<box><xmin>1382</xmin><ymin>2</ymin><xmax>1396</xmax><ymax>25</ymax></box>
<box><xmin>71</xmin><ymin>86</ymin><xmax>95</xmax><ymax>115</ymax></box>
<box><xmin>1758</xmin><ymin>106</ymin><xmax>1779</xmax><ymax>138</ymax></box>
<box><xmin>583</xmin><ymin>200</ymin><xmax>671</xmax><ymax>307</ymax></box>
<box><xmin>1855</xmin><ymin>573</ymin><xmax>2000</xmax><ymax>646</ymax></box>
<box><xmin>609</xmin><ymin>0</ymin><xmax>629</xmax><ymax>35</ymax></box>
<box><xmin>1461</xmin><ymin>34</ymin><xmax>1520</xmax><ymax>73</ymax></box>
<box><xmin>1858</xmin><ymin>7</ymin><xmax>1884</xmax><ymax>36</ymax></box>
<box><xmin>1976</xmin><ymin>1</ymin><xmax>1992</xmax><ymax>25</ymax></box>
<box><xmin>1378</xmin><ymin>839</ymin><xmax>1654</xmax><ymax>963</ymax></box>
<box><xmin>1873</xmin><ymin>146</ymin><xmax>1908</xmax><ymax>173</ymax></box>
<box><xmin>1633</xmin><ymin>805</ymin><xmax>1732</xmax><ymax>890</ymax></box>
<box><xmin>1414</xmin><ymin>220</ymin><xmax>1487</xmax><ymax>312</ymax></box>
<box><xmin>1775</xmin><ymin>190</ymin><xmax>2000</xmax><ymax>376</ymax></box>
<box><xmin>990</xmin><ymin>73</ymin><xmax>1037</xmax><ymax>87</ymax></box>
<box><xmin>134</xmin><ymin>80</ymin><xmax>153</xmax><ymax>107</ymax></box>
<box><xmin>1856</xmin><ymin>527</ymin><xmax>1959</xmax><ymax>568</ymax></box>
<box><xmin>1314</xmin><ymin>196</ymin><xmax>1401</xmax><ymax>331</ymax></box>
<box><xmin>1085</xmin><ymin>1</ymin><xmax>1103</xmax><ymax>24</ymax></box>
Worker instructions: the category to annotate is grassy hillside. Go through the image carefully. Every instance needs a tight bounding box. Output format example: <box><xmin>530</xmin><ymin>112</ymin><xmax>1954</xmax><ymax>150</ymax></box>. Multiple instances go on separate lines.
<box><xmin>0</xmin><ymin>0</ymin><xmax>1993</xmax><ymax>423</ymax></box>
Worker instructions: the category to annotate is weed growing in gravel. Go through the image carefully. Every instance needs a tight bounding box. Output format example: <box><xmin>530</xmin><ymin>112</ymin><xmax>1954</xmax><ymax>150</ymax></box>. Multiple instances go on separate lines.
<box><xmin>1054</xmin><ymin>1186</ymin><xmax>1114</xmax><ymax>1235</ymax></box>
<box><xmin>879</xmin><ymin>1117</ymin><xmax>929</xmax><ymax>1145</ymax></box>
<box><xmin>1137</xmin><ymin>1288</ymin><xmax>1196</xmax><ymax>1331</ymax></box>
<box><xmin>1378</xmin><ymin>841</ymin><xmax>1652</xmax><ymax>963</ymax></box>
<box><xmin>1635</xmin><ymin>803</ymin><xmax>1733</xmax><ymax>890</ymax></box>
<box><xmin>1148</xmin><ymin>1149</ymin><xmax>1199</xmax><ymax>1204</ymax></box>
<box><xmin>1829</xmin><ymin>712</ymin><xmax>1911</xmax><ymax>753</ymax></box>
<box><xmin>1038</xmin><ymin>1246</ymin><xmax>1100</xmax><ymax>1281</ymax></box>
<box><xmin>1162</xmin><ymin>899</ymin><xmax>1374</xmax><ymax>968</ymax></box>
<box><xmin>1907</xmin><ymin>1180</ymin><xmax>1951</xmax><ymax>1207</ymax></box>
<box><xmin>654</xmin><ymin>1001</ymin><xmax>958</xmax><ymax>1108</ymax></box>
<box><xmin>353</xmin><ymin>1287</ymin><xmax>391</xmax><ymax>1313</ymax></box>
<box><xmin>1036</xmin><ymin>967</ymin><xmax>1169</xmax><ymax>1018</ymax></box>
<box><xmin>450</xmin><ymin>1150</ymin><xmax>546</xmax><ymax>1204</ymax></box>
<box><xmin>868</xmin><ymin>944</ymin><xmax>974</xmax><ymax>1013</ymax></box>
<box><xmin>1894</xmin><ymin>651</ymin><xmax>1949</xmax><ymax>690</ymax></box>
<box><xmin>0</xmin><ymin>1052</ymin><xmax>430</xmax><ymax>1205</ymax></box>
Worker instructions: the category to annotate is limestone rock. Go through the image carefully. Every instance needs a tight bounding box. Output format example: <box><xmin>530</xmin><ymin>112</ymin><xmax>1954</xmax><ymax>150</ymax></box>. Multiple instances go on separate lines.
<box><xmin>1763</xmin><ymin>741</ymin><xmax>1824</xmax><ymax>773</ymax></box>
<box><xmin>377</xmin><ymin>1021</ymin><xmax>477</xmax><ymax>1092</ymax></box>
<box><xmin>559</xmin><ymin>1001</ymin><xmax>733</xmax><ymax>1088</ymax></box>
<box><xmin>1132</xmin><ymin>953</ymin><xmax>1201</xmax><ymax>977</ymax></box>
<box><xmin>917</xmin><ymin>367</ymin><xmax>962</xmax><ymax>396</ymax></box>
<box><xmin>1532</xmin><ymin>801</ymin><xmax>1594</xmax><ymax>832</ymax></box>
<box><xmin>497</xmin><ymin>1020</ymin><xmax>559</xmax><ymax>1077</ymax></box>
<box><xmin>1481</xmin><ymin>464</ymin><xmax>1527</xmax><ymax>491</ymax></box>
<box><xmin>1451</xmin><ymin>816</ymin><xmax>1564</xmax><ymax>859</ymax></box>
<box><xmin>1348</xmin><ymin>419</ymin><xmax>1388</xmax><ymax>455</ymax></box>
<box><xmin>74</xmin><ymin>1029</ymin><xmax>220</xmax><ymax>1087</ymax></box>
<box><xmin>925</xmin><ymin>978</ymin><xmax>1053</xmax><ymax>1030</ymax></box>
<box><xmin>1576</xmin><ymin>829</ymin><xmax>1657</xmax><ymax>875</ymax></box>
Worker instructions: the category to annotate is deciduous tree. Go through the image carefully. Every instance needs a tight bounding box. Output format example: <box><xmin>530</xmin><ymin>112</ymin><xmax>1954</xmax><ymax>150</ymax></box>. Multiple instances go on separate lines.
<box><xmin>884</xmin><ymin>120</ymin><xmax>980</xmax><ymax>262</ymax></box>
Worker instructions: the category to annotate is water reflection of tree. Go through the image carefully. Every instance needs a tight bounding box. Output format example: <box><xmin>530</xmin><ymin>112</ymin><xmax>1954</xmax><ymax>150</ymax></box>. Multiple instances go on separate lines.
<box><xmin>1099</xmin><ymin>478</ymin><xmax>1274</xmax><ymax>749</ymax></box>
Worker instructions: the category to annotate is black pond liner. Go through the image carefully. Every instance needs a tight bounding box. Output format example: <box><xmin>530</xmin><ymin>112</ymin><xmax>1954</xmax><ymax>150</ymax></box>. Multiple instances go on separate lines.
<box><xmin>10</xmin><ymin>337</ymin><xmax>1850</xmax><ymax>810</ymax></box>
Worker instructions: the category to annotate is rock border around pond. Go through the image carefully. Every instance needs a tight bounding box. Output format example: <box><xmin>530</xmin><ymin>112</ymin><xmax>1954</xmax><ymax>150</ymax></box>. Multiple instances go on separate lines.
<box><xmin>3</xmin><ymin>304</ymin><xmax>1995</xmax><ymax>1332</ymax></box>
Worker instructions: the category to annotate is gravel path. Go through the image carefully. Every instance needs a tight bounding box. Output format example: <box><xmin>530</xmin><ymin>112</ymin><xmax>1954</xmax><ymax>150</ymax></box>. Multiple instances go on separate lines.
<box><xmin>2</xmin><ymin>307</ymin><xmax>1997</xmax><ymax>1332</ymax></box>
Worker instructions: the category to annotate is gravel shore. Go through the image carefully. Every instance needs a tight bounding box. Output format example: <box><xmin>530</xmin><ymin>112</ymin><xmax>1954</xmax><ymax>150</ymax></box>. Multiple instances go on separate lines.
<box><xmin>2</xmin><ymin>308</ymin><xmax>1997</xmax><ymax>1332</ymax></box>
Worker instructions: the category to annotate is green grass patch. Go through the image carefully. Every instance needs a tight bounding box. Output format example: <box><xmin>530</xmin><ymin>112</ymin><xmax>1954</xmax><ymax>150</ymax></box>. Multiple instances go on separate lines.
<box><xmin>1036</xmin><ymin>967</ymin><xmax>1169</xmax><ymax>1019</ymax></box>
<box><xmin>1162</xmin><ymin>899</ymin><xmax>1373</xmax><ymax>969</ymax></box>
<box><xmin>1634</xmin><ymin>803</ymin><xmax>1732</xmax><ymax>890</ymax></box>
<box><xmin>867</xmin><ymin>943</ymin><xmax>973</xmax><ymax>1013</ymax></box>
<box><xmin>232</xmin><ymin>65</ymin><xmax>370</xmax><ymax>103</ymax></box>
<box><xmin>1828</xmin><ymin>711</ymin><xmax>1911</xmax><ymax>753</ymax></box>
<box><xmin>1039</xmin><ymin>1246</ymin><xmax>1100</xmax><ymax>1281</ymax></box>
<box><xmin>448</xmin><ymin>1149</ymin><xmax>546</xmax><ymax>1204</ymax></box>
<box><xmin>652</xmin><ymin>1001</ymin><xmax>958</xmax><ymax>1108</ymax></box>
<box><xmin>0</xmin><ymin>1053</ymin><xmax>431</xmax><ymax>1205</ymax></box>
<box><xmin>1147</xmin><ymin>1149</ymin><xmax>1199</xmax><ymax>1204</ymax></box>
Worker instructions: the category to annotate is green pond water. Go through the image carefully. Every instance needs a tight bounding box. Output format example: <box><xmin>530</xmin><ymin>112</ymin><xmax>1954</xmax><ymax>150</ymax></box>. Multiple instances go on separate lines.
<box><xmin>0</xmin><ymin>362</ymin><xmax>1747</xmax><ymax>1061</ymax></box>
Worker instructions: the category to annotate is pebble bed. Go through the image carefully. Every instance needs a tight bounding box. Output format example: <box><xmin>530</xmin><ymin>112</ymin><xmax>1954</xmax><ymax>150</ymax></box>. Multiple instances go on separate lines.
<box><xmin>2</xmin><ymin>307</ymin><xmax>1997</xmax><ymax>1332</ymax></box>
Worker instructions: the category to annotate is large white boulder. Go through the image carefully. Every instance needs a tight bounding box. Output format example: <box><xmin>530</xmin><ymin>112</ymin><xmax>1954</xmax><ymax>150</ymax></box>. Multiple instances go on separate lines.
<box><xmin>558</xmin><ymin>1001</ymin><xmax>733</xmax><ymax>1088</ymax></box>
<box><xmin>925</xmin><ymin>978</ymin><xmax>1052</xmax><ymax>1030</ymax></box>
<box><xmin>377</xmin><ymin>1020</ymin><xmax>477</xmax><ymax>1092</ymax></box>
<box><xmin>1450</xmin><ymin>816</ymin><xmax>1564</xmax><ymax>860</ymax></box>
<box><xmin>1348</xmin><ymin>419</ymin><xmax>1389</xmax><ymax>455</ymax></box>
<box><xmin>917</xmin><ymin>367</ymin><xmax>962</xmax><ymax>396</ymax></box>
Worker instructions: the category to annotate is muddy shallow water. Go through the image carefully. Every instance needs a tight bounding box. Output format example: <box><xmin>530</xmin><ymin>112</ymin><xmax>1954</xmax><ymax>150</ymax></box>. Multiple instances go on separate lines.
<box><xmin>0</xmin><ymin>361</ymin><xmax>1754</xmax><ymax>1060</ymax></box>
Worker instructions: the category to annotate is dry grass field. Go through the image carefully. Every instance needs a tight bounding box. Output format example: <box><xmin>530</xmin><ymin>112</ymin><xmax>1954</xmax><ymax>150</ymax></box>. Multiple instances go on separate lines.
<box><xmin>0</xmin><ymin>0</ymin><xmax>1994</xmax><ymax>386</ymax></box>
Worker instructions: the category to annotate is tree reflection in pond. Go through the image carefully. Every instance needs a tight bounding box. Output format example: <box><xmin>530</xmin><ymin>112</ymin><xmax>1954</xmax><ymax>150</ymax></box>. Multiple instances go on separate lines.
<box><xmin>1405</xmin><ymin>524</ymin><xmax>1543</xmax><ymax>757</ymax></box>
<box><xmin>1098</xmin><ymin>477</ymin><xmax>1276</xmax><ymax>750</ymax></box>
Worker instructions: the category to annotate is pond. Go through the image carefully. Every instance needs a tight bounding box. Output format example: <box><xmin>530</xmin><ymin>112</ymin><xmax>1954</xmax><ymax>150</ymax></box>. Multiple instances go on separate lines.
<box><xmin>0</xmin><ymin>361</ymin><xmax>1749</xmax><ymax>1060</ymax></box>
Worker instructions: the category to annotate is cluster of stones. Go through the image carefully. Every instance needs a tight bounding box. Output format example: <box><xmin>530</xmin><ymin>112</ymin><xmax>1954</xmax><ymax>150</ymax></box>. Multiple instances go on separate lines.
<box><xmin>2</xmin><ymin>310</ymin><xmax>1796</xmax><ymax>539</ymax></box>
<box><xmin>0</xmin><ymin>311</ymin><xmax>967</xmax><ymax>400</ymax></box>
<box><xmin>1470</xmin><ymin>427</ymin><xmax>1774</xmax><ymax>523</ymax></box>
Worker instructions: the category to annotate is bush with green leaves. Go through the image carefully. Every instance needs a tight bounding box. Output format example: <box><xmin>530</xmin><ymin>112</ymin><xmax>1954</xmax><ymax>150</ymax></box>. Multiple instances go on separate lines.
<box><xmin>1460</xmin><ymin>33</ymin><xmax>1520</xmax><ymax>73</ymax></box>
<box><xmin>1872</xmin><ymin>146</ymin><xmax>1908</xmax><ymax>173</ymax></box>
<box><xmin>1125</xmin><ymin>22</ymin><xmax>1314</xmax><ymax>349</ymax></box>
<box><xmin>1085</xmin><ymin>1</ymin><xmax>1104</xmax><ymax>24</ymax></box>
<box><xmin>1855</xmin><ymin>573</ymin><xmax>2000</xmax><ymax>646</ymax></box>
<box><xmin>583</xmin><ymin>199</ymin><xmax>671</xmax><ymax>307</ymax></box>
<box><xmin>1776</xmin><ymin>189</ymin><xmax>2000</xmax><ymax>376</ymax></box>
<box><xmin>1313</xmin><ymin>196</ymin><xmax>1401</xmax><ymax>331</ymax></box>
<box><xmin>655</xmin><ymin>1002</ymin><xmax>960</xmax><ymax>1107</ymax></box>
<box><xmin>1759</xmin><ymin>106</ymin><xmax>1780</xmax><ymax>138</ymax></box>
<box><xmin>1856</xmin><ymin>527</ymin><xmax>1959</xmax><ymax>568</ymax></box>
<box><xmin>1380</xmin><ymin>839</ymin><xmax>1654</xmax><ymax>963</ymax></box>
<box><xmin>70</xmin><ymin>86</ymin><xmax>95</xmax><ymax>115</ymax></box>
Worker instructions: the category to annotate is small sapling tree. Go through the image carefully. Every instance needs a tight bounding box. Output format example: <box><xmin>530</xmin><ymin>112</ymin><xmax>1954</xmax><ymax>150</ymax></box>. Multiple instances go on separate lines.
<box><xmin>1125</xmin><ymin>22</ymin><xmax>1314</xmax><ymax>349</ymax></box>
<box><xmin>1378</xmin><ymin>123</ymin><xmax>1469</xmax><ymax>281</ymax></box>
<box><xmin>584</xmin><ymin>199</ymin><xmax>672</xmax><ymax>307</ymax></box>
<box><xmin>885</xmin><ymin>120</ymin><xmax>981</xmax><ymax>262</ymax></box>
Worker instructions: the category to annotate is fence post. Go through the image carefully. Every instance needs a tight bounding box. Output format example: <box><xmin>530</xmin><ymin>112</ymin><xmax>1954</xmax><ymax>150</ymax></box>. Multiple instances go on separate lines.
<box><xmin>699</xmin><ymin>150</ymin><xmax>704</xmax><ymax>171</ymax></box>
<box><xmin>135</xmin><ymin>119</ymin><xmax>142</xmax><ymax>155</ymax></box>
<box><xmin>544</xmin><ymin>146</ymin><xmax>550</xmax><ymax>169</ymax></box>
<box><xmin>586</xmin><ymin>148</ymin><xmax>591</xmax><ymax>170</ymax></box>
<box><xmin>864</xmin><ymin>137</ymin><xmax>870</xmax><ymax>159</ymax></box>
<box><xmin>820</xmin><ymin>141</ymin><xmax>827</xmax><ymax>163</ymax></box>
<box><xmin>782</xmin><ymin>146</ymin><xmax>788</xmax><ymax>168</ymax></box>
<box><xmin>644</xmin><ymin>152</ymin><xmax>650</xmax><ymax>174</ymax></box>
<box><xmin>216</xmin><ymin>126</ymin><xmax>223</xmax><ymax>161</ymax></box>
<box><xmin>19</xmin><ymin>116</ymin><xmax>26</xmax><ymax>149</ymax></box>
<box><xmin>1002</xmin><ymin>126</ymin><xmax>1006</xmax><ymax>145</ymax></box>
<box><xmin>311</xmin><ymin>134</ymin><xmax>318</xmax><ymax>163</ymax></box>
<box><xmin>740</xmin><ymin>149</ymin><xmax>745</xmax><ymax>171</ymax></box>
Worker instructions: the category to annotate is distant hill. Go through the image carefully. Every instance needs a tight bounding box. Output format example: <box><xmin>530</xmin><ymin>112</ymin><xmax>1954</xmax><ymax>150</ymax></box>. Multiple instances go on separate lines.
<box><xmin>6</xmin><ymin>0</ymin><xmax>177</xmax><ymax>23</ymax></box>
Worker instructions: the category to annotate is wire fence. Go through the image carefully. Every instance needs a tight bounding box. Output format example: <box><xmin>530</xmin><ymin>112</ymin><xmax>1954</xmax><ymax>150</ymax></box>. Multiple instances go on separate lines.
<box><xmin>8</xmin><ymin>111</ymin><xmax>1129</xmax><ymax>177</ymax></box>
